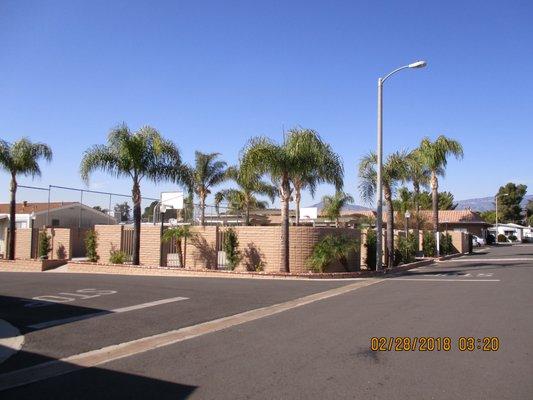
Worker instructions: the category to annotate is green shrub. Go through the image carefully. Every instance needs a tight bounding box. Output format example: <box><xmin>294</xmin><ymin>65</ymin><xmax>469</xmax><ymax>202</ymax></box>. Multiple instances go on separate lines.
<box><xmin>38</xmin><ymin>231</ymin><xmax>51</xmax><ymax>259</ymax></box>
<box><xmin>440</xmin><ymin>233</ymin><xmax>454</xmax><ymax>255</ymax></box>
<box><xmin>422</xmin><ymin>231</ymin><xmax>436</xmax><ymax>257</ymax></box>
<box><xmin>223</xmin><ymin>228</ymin><xmax>241</xmax><ymax>270</ymax></box>
<box><xmin>395</xmin><ymin>233</ymin><xmax>417</xmax><ymax>265</ymax></box>
<box><xmin>109</xmin><ymin>249</ymin><xmax>128</xmax><ymax>264</ymax></box>
<box><xmin>497</xmin><ymin>234</ymin><xmax>508</xmax><ymax>243</ymax></box>
<box><xmin>56</xmin><ymin>243</ymin><xmax>67</xmax><ymax>260</ymax></box>
<box><xmin>364</xmin><ymin>229</ymin><xmax>377</xmax><ymax>271</ymax></box>
<box><xmin>508</xmin><ymin>234</ymin><xmax>517</xmax><ymax>242</ymax></box>
<box><xmin>308</xmin><ymin>234</ymin><xmax>359</xmax><ymax>273</ymax></box>
<box><xmin>84</xmin><ymin>229</ymin><xmax>99</xmax><ymax>262</ymax></box>
<box><xmin>162</xmin><ymin>226</ymin><xmax>193</xmax><ymax>268</ymax></box>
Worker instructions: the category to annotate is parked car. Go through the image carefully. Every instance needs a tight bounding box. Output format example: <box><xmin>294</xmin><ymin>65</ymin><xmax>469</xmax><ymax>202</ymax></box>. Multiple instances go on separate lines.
<box><xmin>472</xmin><ymin>235</ymin><xmax>486</xmax><ymax>247</ymax></box>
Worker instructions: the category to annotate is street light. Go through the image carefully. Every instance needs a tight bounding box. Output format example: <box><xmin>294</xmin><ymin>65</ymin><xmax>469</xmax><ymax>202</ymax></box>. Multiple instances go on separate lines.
<box><xmin>30</xmin><ymin>211</ymin><xmax>36</xmax><ymax>258</ymax></box>
<box><xmin>495</xmin><ymin>193</ymin><xmax>509</xmax><ymax>243</ymax></box>
<box><xmin>404</xmin><ymin>210</ymin><xmax>411</xmax><ymax>236</ymax></box>
<box><xmin>159</xmin><ymin>205</ymin><xmax>167</xmax><ymax>266</ymax></box>
<box><xmin>375</xmin><ymin>60</ymin><xmax>427</xmax><ymax>271</ymax></box>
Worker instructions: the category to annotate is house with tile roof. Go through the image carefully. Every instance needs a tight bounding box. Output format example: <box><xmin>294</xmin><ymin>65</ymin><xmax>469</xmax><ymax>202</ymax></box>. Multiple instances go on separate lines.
<box><xmin>0</xmin><ymin>201</ymin><xmax>115</xmax><ymax>257</ymax></box>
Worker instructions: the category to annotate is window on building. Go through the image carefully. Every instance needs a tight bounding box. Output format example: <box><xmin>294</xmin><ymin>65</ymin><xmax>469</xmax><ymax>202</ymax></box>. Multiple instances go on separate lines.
<box><xmin>51</xmin><ymin>219</ymin><xmax>60</xmax><ymax>227</ymax></box>
<box><xmin>15</xmin><ymin>221</ymin><xmax>27</xmax><ymax>229</ymax></box>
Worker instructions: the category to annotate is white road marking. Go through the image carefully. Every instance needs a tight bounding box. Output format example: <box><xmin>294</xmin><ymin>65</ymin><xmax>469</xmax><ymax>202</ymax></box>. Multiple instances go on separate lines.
<box><xmin>444</xmin><ymin>258</ymin><xmax>533</xmax><ymax>262</ymax></box>
<box><xmin>27</xmin><ymin>296</ymin><xmax>189</xmax><ymax>329</ymax></box>
<box><xmin>25</xmin><ymin>289</ymin><xmax>117</xmax><ymax>308</ymax></box>
<box><xmin>0</xmin><ymin>279</ymin><xmax>382</xmax><ymax>391</ymax></box>
<box><xmin>0</xmin><ymin>320</ymin><xmax>24</xmax><ymax>364</ymax></box>
<box><xmin>388</xmin><ymin>278</ymin><xmax>500</xmax><ymax>282</ymax></box>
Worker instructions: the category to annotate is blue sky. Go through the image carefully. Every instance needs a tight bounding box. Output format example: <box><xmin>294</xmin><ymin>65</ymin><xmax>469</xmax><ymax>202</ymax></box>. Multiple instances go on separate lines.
<box><xmin>0</xmin><ymin>0</ymin><xmax>531</xmax><ymax>210</ymax></box>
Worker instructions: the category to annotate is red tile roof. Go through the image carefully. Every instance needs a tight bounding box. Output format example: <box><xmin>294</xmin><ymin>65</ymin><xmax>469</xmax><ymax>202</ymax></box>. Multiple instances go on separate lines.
<box><xmin>0</xmin><ymin>202</ymin><xmax>76</xmax><ymax>214</ymax></box>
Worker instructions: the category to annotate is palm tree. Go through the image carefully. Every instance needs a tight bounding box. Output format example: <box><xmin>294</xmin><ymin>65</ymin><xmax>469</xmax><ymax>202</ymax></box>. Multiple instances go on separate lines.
<box><xmin>0</xmin><ymin>138</ymin><xmax>52</xmax><ymax>260</ymax></box>
<box><xmin>240</xmin><ymin>137</ymin><xmax>306</xmax><ymax>272</ymax></box>
<box><xmin>358</xmin><ymin>151</ymin><xmax>408</xmax><ymax>267</ymax></box>
<box><xmin>183</xmin><ymin>152</ymin><xmax>227</xmax><ymax>226</ymax></box>
<box><xmin>80</xmin><ymin>124</ymin><xmax>182</xmax><ymax>265</ymax></box>
<box><xmin>284</xmin><ymin>128</ymin><xmax>344</xmax><ymax>225</ymax></box>
<box><xmin>405</xmin><ymin>149</ymin><xmax>430</xmax><ymax>247</ymax></box>
<box><xmin>321</xmin><ymin>192</ymin><xmax>354</xmax><ymax>227</ymax></box>
<box><xmin>161</xmin><ymin>225</ymin><xmax>193</xmax><ymax>268</ymax></box>
<box><xmin>417</xmin><ymin>136</ymin><xmax>463</xmax><ymax>254</ymax></box>
<box><xmin>214</xmin><ymin>165</ymin><xmax>277</xmax><ymax>225</ymax></box>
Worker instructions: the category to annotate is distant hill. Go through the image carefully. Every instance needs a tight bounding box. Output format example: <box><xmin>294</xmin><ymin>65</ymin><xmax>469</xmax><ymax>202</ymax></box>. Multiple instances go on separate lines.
<box><xmin>309</xmin><ymin>201</ymin><xmax>372</xmax><ymax>212</ymax></box>
<box><xmin>456</xmin><ymin>194</ymin><xmax>533</xmax><ymax>211</ymax></box>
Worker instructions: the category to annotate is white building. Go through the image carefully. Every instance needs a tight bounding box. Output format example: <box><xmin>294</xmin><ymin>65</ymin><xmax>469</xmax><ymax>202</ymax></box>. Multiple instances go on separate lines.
<box><xmin>488</xmin><ymin>223</ymin><xmax>527</xmax><ymax>242</ymax></box>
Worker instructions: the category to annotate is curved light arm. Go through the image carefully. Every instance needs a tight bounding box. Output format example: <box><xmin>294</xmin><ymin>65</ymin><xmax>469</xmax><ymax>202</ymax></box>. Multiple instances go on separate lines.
<box><xmin>381</xmin><ymin>60</ymin><xmax>427</xmax><ymax>84</ymax></box>
<box><xmin>381</xmin><ymin>65</ymin><xmax>410</xmax><ymax>83</ymax></box>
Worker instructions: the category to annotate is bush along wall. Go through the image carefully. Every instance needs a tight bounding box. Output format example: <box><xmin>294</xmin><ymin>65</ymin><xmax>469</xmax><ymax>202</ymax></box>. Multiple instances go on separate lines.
<box><xmin>223</xmin><ymin>228</ymin><xmax>241</xmax><ymax>271</ymax></box>
<box><xmin>440</xmin><ymin>233</ymin><xmax>454</xmax><ymax>255</ymax></box>
<box><xmin>364</xmin><ymin>229</ymin><xmax>377</xmax><ymax>271</ymax></box>
<box><xmin>422</xmin><ymin>231</ymin><xmax>436</xmax><ymax>257</ymax></box>
<box><xmin>308</xmin><ymin>234</ymin><xmax>359</xmax><ymax>273</ymax></box>
<box><xmin>85</xmin><ymin>229</ymin><xmax>99</xmax><ymax>262</ymax></box>
<box><xmin>395</xmin><ymin>233</ymin><xmax>417</xmax><ymax>266</ymax></box>
<box><xmin>38</xmin><ymin>231</ymin><xmax>52</xmax><ymax>260</ymax></box>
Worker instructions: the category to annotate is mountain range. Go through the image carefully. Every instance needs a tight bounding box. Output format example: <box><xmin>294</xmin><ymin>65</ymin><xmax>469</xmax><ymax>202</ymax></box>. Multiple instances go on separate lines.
<box><xmin>455</xmin><ymin>194</ymin><xmax>533</xmax><ymax>212</ymax></box>
<box><xmin>310</xmin><ymin>194</ymin><xmax>533</xmax><ymax>213</ymax></box>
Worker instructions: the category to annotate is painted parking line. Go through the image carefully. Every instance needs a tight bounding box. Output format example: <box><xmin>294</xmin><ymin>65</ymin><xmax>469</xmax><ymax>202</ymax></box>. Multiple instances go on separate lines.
<box><xmin>0</xmin><ymin>279</ymin><xmax>382</xmax><ymax>392</ymax></box>
<box><xmin>443</xmin><ymin>258</ymin><xmax>533</xmax><ymax>262</ymax></box>
<box><xmin>27</xmin><ymin>296</ymin><xmax>189</xmax><ymax>329</ymax></box>
<box><xmin>388</xmin><ymin>278</ymin><xmax>500</xmax><ymax>282</ymax></box>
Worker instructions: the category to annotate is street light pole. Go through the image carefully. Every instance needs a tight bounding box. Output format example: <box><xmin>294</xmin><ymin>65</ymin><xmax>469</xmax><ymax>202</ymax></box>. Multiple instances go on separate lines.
<box><xmin>375</xmin><ymin>60</ymin><xmax>427</xmax><ymax>271</ymax></box>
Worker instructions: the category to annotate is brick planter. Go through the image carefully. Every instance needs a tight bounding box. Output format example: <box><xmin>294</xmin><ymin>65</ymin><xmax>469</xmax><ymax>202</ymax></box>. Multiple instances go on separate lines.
<box><xmin>66</xmin><ymin>257</ymin><xmax>436</xmax><ymax>279</ymax></box>
<box><xmin>0</xmin><ymin>259</ymin><xmax>67</xmax><ymax>272</ymax></box>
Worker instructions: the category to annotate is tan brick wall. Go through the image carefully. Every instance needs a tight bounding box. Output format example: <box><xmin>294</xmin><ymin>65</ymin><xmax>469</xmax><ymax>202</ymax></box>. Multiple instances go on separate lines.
<box><xmin>193</xmin><ymin>226</ymin><xmax>360</xmax><ymax>273</ymax></box>
<box><xmin>448</xmin><ymin>231</ymin><xmax>470</xmax><ymax>254</ymax></box>
<box><xmin>46</xmin><ymin>228</ymin><xmax>72</xmax><ymax>260</ymax></box>
<box><xmin>14</xmin><ymin>228</ymin><xmax>32</xmax><ymax>259</ymax></box>
<box><xmin>139</xmin><ymin>225</ymin><xmax>162</xmax><ymax>266</ymax></box>
<box><xmin>95</xmin><ymin>225</ymin><xmax>123</xmax><ymax>263</ymax></box>
<box><xmin>92</xmin><ymin>225</ymin><xmax>361</xmax><ymax>272</ymax></box>
<box><xmin>184</xmin><ymin>226</ymin><xmax>218</xmax><ymax>269</ymax></box>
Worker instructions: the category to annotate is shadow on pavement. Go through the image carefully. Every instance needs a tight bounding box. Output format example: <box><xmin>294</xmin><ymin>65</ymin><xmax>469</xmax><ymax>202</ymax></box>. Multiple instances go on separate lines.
<box><xmin>0</xmin><ymin>295</ymin><xmax>117</xmax><ymax>373</ymax></box>
<box><xmin>0</xmin><ymin>346</ymin><xmax>197</xmax><ymax>399</ymax></box>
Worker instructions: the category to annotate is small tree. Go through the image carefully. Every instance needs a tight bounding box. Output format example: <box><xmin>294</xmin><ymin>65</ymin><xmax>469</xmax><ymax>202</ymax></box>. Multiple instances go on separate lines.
<box><xmin>162</xmin><ymin>226</ymin><xmax>193</xmax><ymax>268</ymax></box>
<box><xmin>308</xmin><ymin>234</ymin><xmax>359</xmax><ymax>273</ymax></box>
<box><xmin>109</xmin><ymin>249</ymin><xmax>128</xmax><ymax>264</ymax></box>
<box><xmin>395</xmin><ymin>233</ymin><xmax>417</xmax><ymax>265</ymax></box>
<box><xmin>85</xmin><ymin>229</ymin><xmax>99</xmax><ymax>262</ymax></box>
<box><xmin>38</xmin><ymin>231</ymin><xmax>51</xmax><ymax>259</ymax></box>
<box><xmin>422</xmin><ymin>231</ymin><xmax>436</xmax><ymax>257</ymax></box>
<box><xmin>223</xmin><ymin>228</ymin><xmax>241</xmax><ymax>270</ymax></box>
<box><xmin>440</xmin><ymin>233</ymin><xmax>454</xmax><ymax>255</ymax></box>
<box><xmin>364</xmin><ymin>229</ymin><xmax>377</xmax><ymax>271</ymax></box>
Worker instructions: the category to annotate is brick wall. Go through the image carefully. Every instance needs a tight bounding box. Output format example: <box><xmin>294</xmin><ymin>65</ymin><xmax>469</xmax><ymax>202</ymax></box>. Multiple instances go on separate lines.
<box><xmin>14</xmin><ymin>228</ymin><xmax>32</xmax><ymax>259</ymax></box>
<box><xmin>92</xmin><ymin>224</ymin><xmax>361</xmax><ymax>272</ymax></box>
<box><xmin>184</xmin><ymin>226</ymin><xmax>218</xmax><ymax>269</ymax></box>
<box><xmin>94</xmin><ymin>225</ymin><xmax>123</xmax><ymax>263</ymax></box>
<box><xmin>202</xmin><ymin>226</ymin><xmax>360</xmax><ymax>273</ymax></box>
<box><xmin>46</xmin><ymin>228</ymin><xmax>72</xmax><ymax>260</ymax></box>
<box><xmin>450</xmin><ymin>231</ymin><xmax>471</xmax><ymax>254</ymax></box>
<box><xmin>139</xmin><ymin>225</ymin><xmax>162</xmax><ymax>266</ymax></box>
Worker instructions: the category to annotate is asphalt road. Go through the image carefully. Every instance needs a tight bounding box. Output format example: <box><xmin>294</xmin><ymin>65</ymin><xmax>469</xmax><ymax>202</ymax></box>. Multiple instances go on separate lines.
<box><xmin>1</xmin><ymin>244</ymin><xmax>532</xmax><ymax>399</ymax></box>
